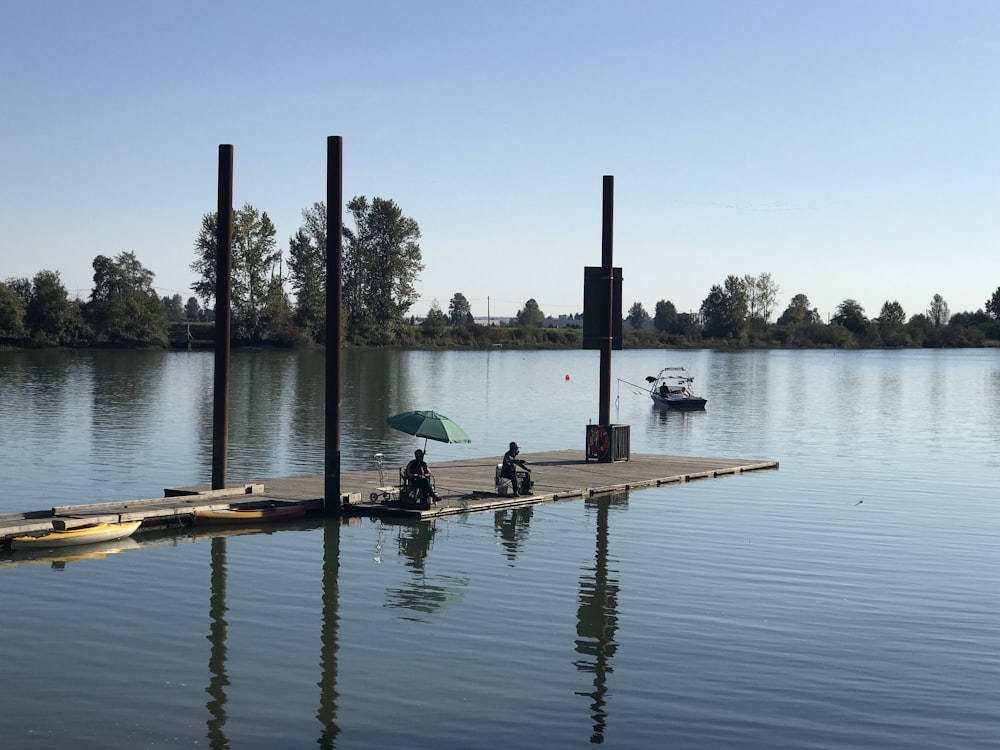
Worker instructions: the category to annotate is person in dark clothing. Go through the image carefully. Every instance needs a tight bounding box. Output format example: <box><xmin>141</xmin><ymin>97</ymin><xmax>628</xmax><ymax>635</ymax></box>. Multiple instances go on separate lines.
<box><xmin>500</xmin><ymin>441</ymin><xmax>531</xmax><ymax>497</ymax></box>
<box><xmin>405</xmin><ymin>449</ymin><xmax>440</xmax><ymax>504</ymax></box>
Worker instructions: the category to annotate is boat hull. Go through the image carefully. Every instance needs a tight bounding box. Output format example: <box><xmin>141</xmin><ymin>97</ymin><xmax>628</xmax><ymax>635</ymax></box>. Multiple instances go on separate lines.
<box><xmin>193</xmin><ymin>504</ymin><xmax>306</xmax><ymax>524</ymax></box>
<box><xmin>10</xmin><ymin>520</ymin><xmax>142</xmax><ymax>550</ymax></box>
<box><xmin>650</xmin><ymin>394</ymin><xmax>707</xmax><ymax>410</ymax></box>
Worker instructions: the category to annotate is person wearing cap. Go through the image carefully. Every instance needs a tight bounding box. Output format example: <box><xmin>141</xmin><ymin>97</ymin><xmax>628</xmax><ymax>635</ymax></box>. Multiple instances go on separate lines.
<box><xmin>500</xmin><ymin>441</ymin><xmax>530</xmax><ymax>497</ymax></box>
<box><xmin>405</xmin><ymin>449</ymin><xmax>440</xmax><ymax>505</ymax></box>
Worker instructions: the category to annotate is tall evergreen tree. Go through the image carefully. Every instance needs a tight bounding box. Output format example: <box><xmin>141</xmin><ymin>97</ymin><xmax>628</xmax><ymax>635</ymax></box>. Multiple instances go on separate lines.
<box><xmin>191</xmin><ymin>204</ymin><xmax>282</xmax><ymax>343</ymax></box>
<box><xmin>927</xmin><ymin>294</ymin><xmax>950</xmax><ymax>327</ymax></box>
<box><xmin>986</xmin><ymin>287</ymin><xmax>1000</xmax><ymax>319</ymax></box>
<box><xmin>447</xmin><ymin>292</ymin><xmax>473</xmax><ymax>325</ymax></box>
<box><xmin>288</xmin><ymin>202</ymin><xmax>327</xmax><ymax>340</ymax></box>
<box><xmin>342</xmin><ymin>196</ymin><xmax>423</xmax><ymax>344</ymax></box>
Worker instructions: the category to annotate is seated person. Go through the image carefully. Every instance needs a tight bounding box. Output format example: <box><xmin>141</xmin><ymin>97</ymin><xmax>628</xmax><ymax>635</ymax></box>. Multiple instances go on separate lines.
<box><xmin>405</xmin><ymin>449</ymin><xmax>440</xmax><ymax>504</ymax></box>
<box><xmin>500</xmin><ymin>441</ymin><xmax>531</xmax><ymax>497</ymax></box>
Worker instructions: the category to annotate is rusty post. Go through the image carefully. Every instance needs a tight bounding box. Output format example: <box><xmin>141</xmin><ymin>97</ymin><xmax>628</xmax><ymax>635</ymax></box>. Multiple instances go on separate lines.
<box><xmin>599</xmin><ymin>175</ymin><xmax>614</xmax><ymax>426</ymax></box>
<box><xmin>325</xmin><ymin>136</ymin><xmax>343</xmax><ymax>511</ymax></box>
<box><xmin>211</xmin><ymin>145</ymin><xmax>233</xmax><ymax>490</ymax></box>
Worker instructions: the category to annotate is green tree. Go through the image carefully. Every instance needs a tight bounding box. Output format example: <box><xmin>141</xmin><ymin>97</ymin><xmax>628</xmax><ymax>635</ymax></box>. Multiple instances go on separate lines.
<box><xmin>876</xmin><ymin>300</ymin><xmax>906</xmax><ymax>328</ymax></box>
<box><xmin>700</xmin><ymin>275</ymin><xmax>748</xmax><ymax>339</ymax></box>
<box><xmin>260</xmin><ymin>276</ymin><xmax>295</xmax><ymax>344</ymax></box>
<box><xmin>675</xmin><ymin>312</ymin><xmax>702</xmax><ymax>339</ymax></box>
<box><xmin>87</xmin><ymin>251</ymin><xmax>169</xmax><ymax>346</ymax></box>
<box><xmin>626</xmin><ymin>301</ymin><xmax>649</xmax><ymax>330</ymax></box>
<box><xmin>190</xmin><ymin>212</ymin><xmax>219</xmax><ymax>306</ymax></box>
<box><xmin>184</xmin><ymin>297</ymin><xmax>202</xmax><ymax>321</ymax></box>
<box><xmin>985</xmin><ymin>287</ymin><xmax>1000</xmax><ymax>319</ymax></box>
<box><xmin>25</xmin><ymin>270</ymin><xmax>87</xmax><ymax>345</ymax></box>
<box><xmin>743</xmin><ymin>272</ymin><xmax>781</xmax><ymax>334</ymax></box>
<box><xmin>875</xmin><ymin>300</ymin><xmax>908</xmax><ymax>346</ymax></box>
<box><xmin>653</xmin><ymin>299</ymin><xmax>677</xmax><ymax>333</ymax></box>
<box><xmin>447</xmin><ymin>292</ymin><xmax>473</xmax><ymax>325</ymax></box>
<box><xmin>421</xmin><ymin>301</ymin><xmax>448</xmax><ymax>339</ymax></box>
<box><xmin>232</xmin><ymin>204</ymin><xmax>280</xmax><ymax>342</ymax></box>
<box><xmin>5</xmin><ymin>277</ymin><xmax>32</xmax><ymax>306</ymax></box>
<box><xmin>776</xmin><ymin>293</ymin><xmax>820</xmax><ymax>327</ymax></box>
<box><xmin>927</xmin><ymin>294</ymin><xmax>950</xmax><ymax>327</ymax></box>
<box><xmin>832</xmin><ymin>298</ymin><xmax>867</xmax><ymax>335</ymax></box>
<box><xmin>0</xmin><ymin>281</ymin><xmax>26</xmax><ymax>338</ymax></box>
<box><xmin>163</xmin><ymin>294</ymin><xmax>185</xmax><ymax>322</ymax></box>
<box><xmin>191</xmin><ymin>204</ymin><xmax>282</xmax><ymax>343</ymax></box>
<box><xmin>288</xmin><ymin>202</ymin><xmax>327</xmax><ymax>340</ymax></box>
<box><xmin>515</xmin><ymin>298</ymin><xmax>545</xmax><ymax>327</ymax></box>
<box><xmin>342</xmin><ymin>196</ymin><xmax>423</xmax><ymax>344</ymax></box>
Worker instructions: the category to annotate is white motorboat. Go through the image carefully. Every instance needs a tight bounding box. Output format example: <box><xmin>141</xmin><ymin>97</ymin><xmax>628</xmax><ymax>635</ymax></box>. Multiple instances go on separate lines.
<box><xmin>645</xmin><ymin>367</ymin><xmax>707</xmax><ymax>409</ymax></box>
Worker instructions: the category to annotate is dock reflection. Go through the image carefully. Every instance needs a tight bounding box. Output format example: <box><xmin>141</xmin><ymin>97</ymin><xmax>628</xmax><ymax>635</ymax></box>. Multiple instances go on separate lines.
<box><xmin>195</xmin><ymin>497</ymin><xmax>623</xmax><ymax>745</ymax></box>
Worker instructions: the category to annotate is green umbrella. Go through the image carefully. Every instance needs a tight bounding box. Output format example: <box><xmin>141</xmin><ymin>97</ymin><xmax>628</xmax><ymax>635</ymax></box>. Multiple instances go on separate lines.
<box><xmin>387</xmin><ymin>410</ymin><xmax>471</xmax><ymax>451</ymax></box>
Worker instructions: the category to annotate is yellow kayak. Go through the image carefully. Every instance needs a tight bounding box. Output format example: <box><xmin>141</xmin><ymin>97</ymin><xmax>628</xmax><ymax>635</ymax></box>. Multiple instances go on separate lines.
<box><xmin>11</xmin><ymin>520</ymin><xmax>142</xmax><ymax>550</ymax></box>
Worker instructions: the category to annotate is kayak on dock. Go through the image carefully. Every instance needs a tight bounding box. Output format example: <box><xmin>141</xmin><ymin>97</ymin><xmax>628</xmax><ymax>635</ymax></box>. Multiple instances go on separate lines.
<box><xmin>10</xmin><ymin>520</ymin><xmax>142</xmax><ymax>550</ymax></box>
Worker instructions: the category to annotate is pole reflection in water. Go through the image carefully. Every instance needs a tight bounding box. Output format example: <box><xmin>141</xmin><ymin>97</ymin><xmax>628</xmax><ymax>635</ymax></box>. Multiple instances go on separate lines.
<box><xmin>494</xmin><ymin>507</ymin><xmax>533</xmax><ymax>563</ymax></box>
<box><xmin>206</xmin><ymin>536</ymin><xmax>230</xmax><ymax>749</ymax></box>
<box><xmin>575</xmin><ymin>493</ymin><xmax>625</xmax><ymax>744</ymax></box>
<box><xmin>317</xmin><ymin>519</ymin><xmax>342</xmax><ymax>748</ymax></box>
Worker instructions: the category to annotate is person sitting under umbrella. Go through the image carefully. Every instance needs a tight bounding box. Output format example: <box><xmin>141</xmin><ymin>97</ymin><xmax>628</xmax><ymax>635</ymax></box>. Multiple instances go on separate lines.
<box><xmin>405</xmin><ymin>449</ymin><xmax>441</xmax><ymax>504</ymax></box>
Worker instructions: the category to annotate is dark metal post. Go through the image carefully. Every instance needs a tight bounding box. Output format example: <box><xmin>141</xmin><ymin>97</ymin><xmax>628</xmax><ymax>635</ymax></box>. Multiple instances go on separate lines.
<box><xmin>325</xmin><ymin>136</ymin><xmax>344</xmax><ymax>510</ymax></box>
<box><xmin>599</xmin><ymin>175</ymin><xmax>614</xmax><ymax>426</ymax></box>
<box><xmin>211</xmin><ymin>145</ymin><xmax>233</xmax><ymax>490</ymax></box>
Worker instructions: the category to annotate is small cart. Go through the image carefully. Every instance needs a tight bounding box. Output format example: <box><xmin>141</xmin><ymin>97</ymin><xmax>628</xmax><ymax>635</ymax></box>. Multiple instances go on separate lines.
<box><xmin>369</xmin><ymin>452</ymin><xmax>399</xmax><ymax>503</ymax></box>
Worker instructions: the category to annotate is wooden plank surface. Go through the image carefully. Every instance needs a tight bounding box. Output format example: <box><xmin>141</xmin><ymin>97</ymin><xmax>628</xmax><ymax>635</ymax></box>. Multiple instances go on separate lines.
<box><xmin>1</xmin><ymin>450</ymin><xmax>778</xmax><ymax>544</ymax></box>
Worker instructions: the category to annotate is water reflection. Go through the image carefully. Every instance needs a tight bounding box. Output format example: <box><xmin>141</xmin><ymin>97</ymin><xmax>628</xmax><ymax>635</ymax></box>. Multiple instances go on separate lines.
<box><xmin>205</xmin><ymin>537</ymin><xmax>230</xmax><ymax>748</ymax></box>
<box><xmin>397</xmin><ymin>520</ymin><xmax>436</xmax><ymax>571</ymax></box>
<box><xmin>383</xmin><ymin>520</ymin><xmax>469</xmax><ymax>614</ymax></box>
<box><xmin>200</xmin><ymin>521</ymin><xmax>343</xmax><ymax>747</ymax></box>
<box><xmin>494</xmin><ymin>507</ymin><xmax>533</xmax><ymax>563</ymax></box>
<box><xmin>0</xmin><ymin>537</ymin><xmax>139</xmax><ymax>570</ymax></box>
<box><xmin>575</xmin><ymin>493</ymin><xmax>626</xmax><ymax>744</ymax></box>
<box><xmin>317</xmin><ymin>520</ymin><xmax>342</xmax><ymax>748</ymax></box>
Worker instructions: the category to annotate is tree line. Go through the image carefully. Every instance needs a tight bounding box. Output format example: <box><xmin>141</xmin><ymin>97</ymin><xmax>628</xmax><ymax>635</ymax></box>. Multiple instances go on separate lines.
<box><xmin>2</xmin><ymin>200</ymin><xmax>1000</xmax><ymax>349</ymax></box>
<box><xmin>623</xmin><ymin>274</ymin><xmax>1000</xmax><ymax>348</ymax></box>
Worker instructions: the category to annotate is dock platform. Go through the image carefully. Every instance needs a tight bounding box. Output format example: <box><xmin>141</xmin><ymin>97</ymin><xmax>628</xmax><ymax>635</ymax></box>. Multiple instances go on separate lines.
<box><xmin>0</xmin><ymin>450</ymin><xmax>778</xmax><ymax>547</ymax></box>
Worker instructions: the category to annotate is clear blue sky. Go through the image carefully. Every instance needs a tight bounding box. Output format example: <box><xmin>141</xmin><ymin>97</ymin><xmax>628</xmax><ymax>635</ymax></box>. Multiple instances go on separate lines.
<box><xmin>2</xmin><ymin>0</ymin><xmax>997</xmax><ymax>321</ymax></box>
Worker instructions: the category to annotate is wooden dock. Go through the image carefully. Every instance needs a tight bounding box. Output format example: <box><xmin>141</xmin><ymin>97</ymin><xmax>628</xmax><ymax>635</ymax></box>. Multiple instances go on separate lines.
<box><xmin>0</xmin><ymin>450</ymin><xmax>777</xmax><ymax>548</ymax></box>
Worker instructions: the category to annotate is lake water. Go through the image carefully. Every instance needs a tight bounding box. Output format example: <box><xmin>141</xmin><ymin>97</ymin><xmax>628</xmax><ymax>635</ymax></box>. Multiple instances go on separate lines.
<box><xmin>1</xmin><ymin>348</ymin><xmax>998</xmax><ymax>749</ymax></box>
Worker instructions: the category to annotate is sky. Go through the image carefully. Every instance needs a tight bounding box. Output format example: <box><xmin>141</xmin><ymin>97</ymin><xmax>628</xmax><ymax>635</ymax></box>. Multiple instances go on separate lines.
<box><xmin>2</xmin><ymin>0</ymin><xmax>997</xmax><ymax>321</ymax></box>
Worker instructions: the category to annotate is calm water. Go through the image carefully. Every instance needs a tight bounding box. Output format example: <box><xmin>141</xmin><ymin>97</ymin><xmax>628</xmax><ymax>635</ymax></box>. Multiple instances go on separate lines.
<box><xmin>1</xmin><ymin>348</ymin><xmax>998</xmax><ymax>749</ymax></box>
